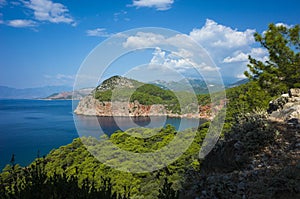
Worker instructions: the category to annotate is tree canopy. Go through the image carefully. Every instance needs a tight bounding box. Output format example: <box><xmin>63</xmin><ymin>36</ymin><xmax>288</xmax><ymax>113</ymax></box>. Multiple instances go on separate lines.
<box><xmin>245</xmin><ymin>23</ymin><xmax>300</xmax><ymax>95</ymax></box>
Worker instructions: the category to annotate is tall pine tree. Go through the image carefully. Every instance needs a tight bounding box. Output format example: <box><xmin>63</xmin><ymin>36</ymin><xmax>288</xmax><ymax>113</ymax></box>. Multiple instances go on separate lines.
<box><xmin>245</xmin><ymin>23</ymin><xmax>300</xmax><ymax>95</ymax></box>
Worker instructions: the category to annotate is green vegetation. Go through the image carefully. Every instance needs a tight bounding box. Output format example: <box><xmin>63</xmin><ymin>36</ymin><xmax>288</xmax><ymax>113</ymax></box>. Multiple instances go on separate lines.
<box><xmin>0</xmin><ymin>158</ymin><xmax>128</xmax><ymax>199</ymax></box>
<box><xmin>185</xmin><ymin>23</ymin><xmax>300</xmax><ymax>198</ymax></box>
<box><xmin>94</xmin><ymin>82</ymin><xmax>201</xmax><ymax>114</ymax></box>
<box><xmin>1</xmin><ymin>23</ymin><xmax>299</xmax><ymax>198</ymax></box>
<box><xmin>245</xmin><ymin>23</ymin><xmax>300</xmax><ymax>95</ymax></box>
<box><xmin>0</xmin><ymin>125</ymin><xmax>208</xmax><ymax>199</ymax></box>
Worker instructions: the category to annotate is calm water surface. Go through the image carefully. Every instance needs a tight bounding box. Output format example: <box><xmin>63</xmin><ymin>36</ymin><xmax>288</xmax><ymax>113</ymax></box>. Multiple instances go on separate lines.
<box><xmin>0</xmin><ymin>99</ymin><xmax>204</xmax><ymax>169</ymax></box>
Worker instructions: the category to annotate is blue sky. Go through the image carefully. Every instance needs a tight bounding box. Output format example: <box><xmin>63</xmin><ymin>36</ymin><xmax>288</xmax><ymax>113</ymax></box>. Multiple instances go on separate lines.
<box><xmin>0</xmin><ymin>0</ymin><xmax>299</xmax><ymax>88</ymax></box>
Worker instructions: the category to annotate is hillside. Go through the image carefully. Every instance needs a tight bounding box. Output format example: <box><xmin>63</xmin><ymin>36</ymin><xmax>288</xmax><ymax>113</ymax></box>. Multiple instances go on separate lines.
<box><xmin>0</xmin><ymin>125</ymin><xmax>203</xmax><ymax>198</ymax></box>
<box><xmin>74</xmin><ymin>76</ymin><xmax>217</xmax><ymax>118</ymax></box>
<box><xmin>44</xmin><ymin>88</ymin><xmax>93</xmax><ymax>100</ymax></box>
<box><xmin>183</xmin><ymin>114</ymin><xmax>300</xmax><ymax>198</ymax></box>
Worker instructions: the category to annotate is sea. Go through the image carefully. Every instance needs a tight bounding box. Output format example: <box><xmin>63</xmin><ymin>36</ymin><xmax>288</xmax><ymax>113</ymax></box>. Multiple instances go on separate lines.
<box><xmin>0</xmin><ymin>99</ymin><xmax>204</xmax><ymax>170</ymax></box>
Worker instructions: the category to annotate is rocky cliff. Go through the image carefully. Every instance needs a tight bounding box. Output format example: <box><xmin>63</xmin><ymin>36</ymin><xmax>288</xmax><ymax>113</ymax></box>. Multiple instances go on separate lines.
<box><xmin>74</xmin><ymin>95</ymin><xmax>218</xmax><ymax>119</ymax></box>
<box><xmin>74</xmin><ymin>96</ymin><xmax>168</xmax><ymax>117</ymax></box>
<box><xmin>74</xmin><ymin>76</ymin><xmax>221</xmax><ymax>119</ymax></box>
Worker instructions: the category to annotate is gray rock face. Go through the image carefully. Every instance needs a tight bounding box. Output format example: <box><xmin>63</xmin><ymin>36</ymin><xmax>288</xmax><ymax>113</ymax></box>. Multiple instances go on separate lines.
<box><xmin>269</xmin><ymin>88</ymin><xmax>300</xmax><ymax>123</ymax></box>
<box><xmin>289</xmin><ymin>88</ymin><xmax>300</xmax><ymax>97</ymax></box>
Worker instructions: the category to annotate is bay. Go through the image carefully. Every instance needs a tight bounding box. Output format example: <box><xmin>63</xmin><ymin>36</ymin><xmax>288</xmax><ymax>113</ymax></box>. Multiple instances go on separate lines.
<box><xmin>0</xmin><ymin>99</ymin><xmax>204</xmax><ymax>170</ymax></box>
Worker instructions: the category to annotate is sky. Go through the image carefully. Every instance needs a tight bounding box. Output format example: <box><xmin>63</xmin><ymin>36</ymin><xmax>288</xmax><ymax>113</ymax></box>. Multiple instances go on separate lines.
<box><xmin>0</xmin><ymin>0</ymin><xmax>299</xmax><ymax>88</ymax></box>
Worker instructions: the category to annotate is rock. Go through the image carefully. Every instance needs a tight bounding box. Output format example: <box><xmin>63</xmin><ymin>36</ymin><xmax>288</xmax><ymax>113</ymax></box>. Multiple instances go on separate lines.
<box><xmin>74</xmin><ymin>96</ymin><xmax>170</xmax><ymax>117</ymax></box>
<box><xmin>267</xmin><ymin>96</ymin><xmax>289</xmax><ymax>114</ymax></box>
<box><xmin>289</xmin><ymin>88</ymin><xmax>300</xmax><ymax>97</ymax></box>
<box><xmin>269</xmin><ymin>89</ymin><xmax>300</xmax><ymax>122</ymax></box>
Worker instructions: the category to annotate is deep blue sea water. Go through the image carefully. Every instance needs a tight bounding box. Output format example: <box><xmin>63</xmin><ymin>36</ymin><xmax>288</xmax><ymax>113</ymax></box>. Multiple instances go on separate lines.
<box><xmin>0</xmin><ymin>99</ymin><xmax>204</xmax><ymax>170</ymax></box>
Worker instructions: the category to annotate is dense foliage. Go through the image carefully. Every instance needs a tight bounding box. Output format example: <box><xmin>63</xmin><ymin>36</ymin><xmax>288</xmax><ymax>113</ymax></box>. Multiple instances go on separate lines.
<box><xmin>245</xmin><ymin>23</ymin><xmax>300</xmax><ymax>95</ymax></box>
<box><xmin>224</xmin><ymin>81</ymin><xmax>273</xmax><ymax>124</ymax></box>
<box><xmin>0</xmin><ymin>158</ymin><xmax>128</xmax><ymax>199</ymax></box>
<box><xmin>0</xmin><ymin>125</ymin><xmax>209</xmax><ymax>199</ymax></box>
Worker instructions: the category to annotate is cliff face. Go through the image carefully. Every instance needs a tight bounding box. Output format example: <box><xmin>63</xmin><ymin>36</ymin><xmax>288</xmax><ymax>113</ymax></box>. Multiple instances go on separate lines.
<box><xmin>74</xmin><ymin>96</ymin><xmax>168</xmax><ymax>117</ymax></box>
<box><xmin>74</xmin><ymin>95</ymin><xmax>216</xmax><ymax>118</ymax></box>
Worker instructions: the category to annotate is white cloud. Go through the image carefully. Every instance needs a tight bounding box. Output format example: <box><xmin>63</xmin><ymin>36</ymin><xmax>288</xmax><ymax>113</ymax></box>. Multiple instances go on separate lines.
<box><xmin>23</xmin><ymin>0</ymin><xmax>74</xmax><ymax>24</ymax></box>
<box><xmin>7</xmin><ymin>19</ymin><xmax>37</xmax><ymax>27</ymax></box>
<box><xmin>86</xmin><ymin>28</ymin><xmax>111</xmax><ymax>37</ymax></box>
<box><xmin>175</xmin><ymin>48</ymin><xmax>193</xmax><ymax>57</ymax></box>
<box><xmin>149</xmin><ymin>48</ymin><xmax>194</xmax><ymax>72</ymax></box>
<box><xmin>223</xmin><ymin>47</ymin><xmax>268</xmax><ymax>63</ymax></box>
<box><xmin>249</xmin><ymin>47</ymin><xmax>268</xmax><ymax>61</ymax></box>
<box><xmin>149</xmin><ymin>47</ymin><xmax>217</xmax><ymax>73</ymax></box>
<box><xmin>223</xmin><ymin>51</ymin><xmax>248</xmax><ymax>63</ymax></box>
<box><xmin>275</xmin><ymin>22</ymin><xmax>292</xmax><ymax>28</ymax></box>
<box><xmin>122</xmin><ymin>31</ymin><xmax>220</xmax><ymax>74</ymax></box>
<box><xmin>131</xmin><ymin>0</ymin><xmax>174</xmax><ymax>11</ymax></box>
<box><xmin>190</xmin><ymin>19</ymin><xmax>255</xmax><ymax>49</ymax></box>
<box><xmin>121</xmin><ymin>19</ymin><xmax>274</xmax><ymax>82</ymax></box>
<box><xmin>123</xmin><ymin>32</ymin><xmax>166</xmax><ymax>48</ymax></box>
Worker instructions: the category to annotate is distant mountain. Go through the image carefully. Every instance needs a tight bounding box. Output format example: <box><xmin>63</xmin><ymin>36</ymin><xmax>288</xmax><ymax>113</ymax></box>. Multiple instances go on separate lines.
<box><xmin>44</xmin><ymin>88</ymin><xmax>93</xmax><ymax>100</ymax></box>
<box><xmin>227</xmin><ymin>78</ymin><xmax>249</xmax><ymax>88</ymax></box>
<box><xmin>150</xmin><ymin>78</ymin><xmax>223</xmax><ymax>94</ymax></box>
<box><xmin>0</xmin><ymin>85</ymin><xmax>73</xmax><ymax>99</ymax></box>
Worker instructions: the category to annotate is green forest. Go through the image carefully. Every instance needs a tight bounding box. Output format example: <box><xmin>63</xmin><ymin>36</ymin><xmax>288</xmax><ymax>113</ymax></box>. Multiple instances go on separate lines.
<box><xmin>1</xmin><ymin>24</ymin><xmax>299</xmax><ymax>198</ymax></box>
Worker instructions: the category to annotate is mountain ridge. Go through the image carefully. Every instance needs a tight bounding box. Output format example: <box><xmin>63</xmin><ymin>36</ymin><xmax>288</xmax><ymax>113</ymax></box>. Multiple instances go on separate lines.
<box><xmin>0</xmin><ymin>85</ymin><xmax>73</xmax><ymax>99</ymax></box>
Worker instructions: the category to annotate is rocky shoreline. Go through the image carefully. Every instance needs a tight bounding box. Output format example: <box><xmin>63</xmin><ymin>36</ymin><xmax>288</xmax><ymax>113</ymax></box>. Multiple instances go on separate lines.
<box><xmin>74</xmin><ymin>95</ymin><xmax>218</xmax><ymax>120</ymax></box>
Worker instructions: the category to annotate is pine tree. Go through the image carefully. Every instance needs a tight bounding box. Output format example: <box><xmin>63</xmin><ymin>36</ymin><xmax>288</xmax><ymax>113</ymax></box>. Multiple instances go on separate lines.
<box><xmin>245</xmin><ymin>23</ymin><xmax>300</xmax><ymax>95</ymax></box>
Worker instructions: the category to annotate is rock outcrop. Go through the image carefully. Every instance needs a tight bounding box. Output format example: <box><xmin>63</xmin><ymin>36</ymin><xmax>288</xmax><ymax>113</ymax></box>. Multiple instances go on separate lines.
<box><xmin>269</xmin><ymin>88</ymin><xmax>300</xmax><ymax>124</ymax></box>
<box><xmin>74</xmin><ymin>96</ymin><xmax>168</xmax><ymax>117</ymax></box>
<box><xmin>74</xmin><ymin>95</ymin><xmax>219</xmax><ymax>119</ymax></box>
